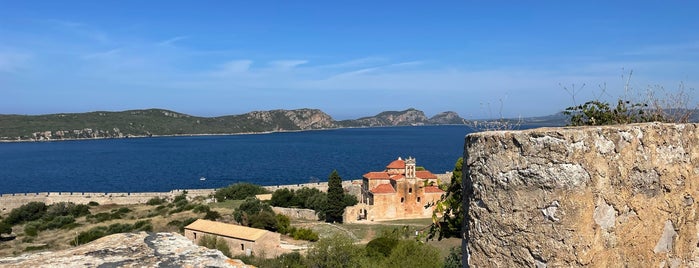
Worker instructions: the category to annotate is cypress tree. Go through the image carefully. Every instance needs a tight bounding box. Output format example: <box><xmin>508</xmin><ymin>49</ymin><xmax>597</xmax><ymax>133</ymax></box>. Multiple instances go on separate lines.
<box><xmin>325</xmin><ymin>170</ymin><xmax>345</xmax><ymax>223</ymax></box>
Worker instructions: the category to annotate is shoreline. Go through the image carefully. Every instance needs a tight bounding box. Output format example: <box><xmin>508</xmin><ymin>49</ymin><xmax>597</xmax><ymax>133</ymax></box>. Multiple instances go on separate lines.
<box><xmin>0</xmin><ymin>124</ymin><xmax>463</xmax><ymax>144</ymax></box>
<box><xmin>0</xmin><ymin>180</ymin><xmax>363</xmax><ymax>211</ymax></box>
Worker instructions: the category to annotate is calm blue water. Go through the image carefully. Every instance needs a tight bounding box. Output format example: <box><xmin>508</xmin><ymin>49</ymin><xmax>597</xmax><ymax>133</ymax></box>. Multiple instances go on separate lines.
<box><xmin>0</xmin><ymin>126</ymin><xmax>475</xmax><ymax>194</ymax></box>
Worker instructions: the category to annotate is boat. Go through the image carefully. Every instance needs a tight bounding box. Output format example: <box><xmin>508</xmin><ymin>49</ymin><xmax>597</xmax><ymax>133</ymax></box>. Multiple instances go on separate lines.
<box><xmin>200</xmin><ymin>177</ymin><xmax>206</xmax><ymax>181</ymax></box>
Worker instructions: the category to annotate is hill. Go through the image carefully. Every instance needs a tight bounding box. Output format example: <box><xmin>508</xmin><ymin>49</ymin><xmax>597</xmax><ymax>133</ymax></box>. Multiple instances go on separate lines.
<box><xmin>0</xmin><ymin>108</ymin><xmax>471</xmax><ymax>141</ymax></box>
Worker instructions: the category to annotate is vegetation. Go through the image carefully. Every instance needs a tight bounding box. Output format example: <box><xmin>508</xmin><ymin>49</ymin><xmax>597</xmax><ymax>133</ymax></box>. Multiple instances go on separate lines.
<box><xmin>325</xmin><ymin>170</ymin><xmax>349</xmax><ymax>223</ymax></box>
<box><xmin>71</xmin><ymin>220</ymin><xmax>152</xmax><ymax>246</ymax></box>
<box><xmin>563</xmin><ymin>73</ymin><xmax>697</xmax><ymax>126</ymax></box>
<box><xmin>214</xmin><ymin>183</ymin><xmax>270</xmax><ymax>202</ymax></box>
<box><xmin>270</xmin><ymin>186</ymin><xmax>356</xmax><ymax>221</ymax></box>
<box><xmin>198</xmin><ymin>234</ymin><xmax>232</xmax><ymax>258</ymax></box>
<box><xmin>426</xmin><ymin>158</ymin><xmax>464</xmax><ymax>240</ymax></box>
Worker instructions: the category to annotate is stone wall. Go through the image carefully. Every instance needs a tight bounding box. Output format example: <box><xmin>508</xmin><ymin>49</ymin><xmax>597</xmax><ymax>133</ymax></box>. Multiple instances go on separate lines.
<box><xmin>463</xmin><ymin>123</ymin><xmax>699</xmax><ymax>267</ymax></box>
<box><xmin>0</xmin><ymin>189</ymin><xmax>216</xmax><ymax>211</ymax></box>
<box><xmin>272</xmin><ymin>207</ymin><xmax>319</xmax><ymax>221</ymax></box>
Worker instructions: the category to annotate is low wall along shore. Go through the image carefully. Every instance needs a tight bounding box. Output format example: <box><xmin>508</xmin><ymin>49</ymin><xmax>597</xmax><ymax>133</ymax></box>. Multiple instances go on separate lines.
<box><xmin>464</xmin><ymin>123</ymin><xmax>699</xmax><ymax>267</ymax></box>
<box><xmin>0</xmin><ymin>180</ymin><xmax>363</xmax><ymax>211</ymax></box>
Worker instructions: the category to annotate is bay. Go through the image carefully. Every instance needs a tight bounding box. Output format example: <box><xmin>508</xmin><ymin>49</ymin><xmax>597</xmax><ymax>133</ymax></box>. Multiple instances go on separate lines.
<box><xmin>0</xmin><ymin>125</ymin><xmax>474</xmax><ymax>194</ymax></box>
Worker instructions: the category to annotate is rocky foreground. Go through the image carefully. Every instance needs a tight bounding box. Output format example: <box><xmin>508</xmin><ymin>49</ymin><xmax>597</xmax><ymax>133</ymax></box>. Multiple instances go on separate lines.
<box><xmin>0</xmin><ymin>232</ymin><xmax>252</xmax><ymax>268</ymax></box>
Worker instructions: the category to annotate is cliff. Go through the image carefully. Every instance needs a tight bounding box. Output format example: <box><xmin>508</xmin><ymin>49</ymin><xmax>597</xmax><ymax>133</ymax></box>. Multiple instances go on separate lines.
<box><xmin>0</xmin><ymin>232</ymin><xmax>252</xmax><ymax>267</ymax></box>
<box><xmin>463</xmin><ymin>123</ymin><xmax>699</xmax><ymax>267</ymax></box>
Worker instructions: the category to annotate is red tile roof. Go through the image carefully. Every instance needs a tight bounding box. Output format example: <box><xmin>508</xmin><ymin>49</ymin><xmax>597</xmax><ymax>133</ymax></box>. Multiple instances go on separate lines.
<box><xmin>371</xmin><ymin>184</ymin><xmax>396</xmax><ymax>194</ymax></box>
<box><xmin>390</xmin><ymin>174</ymin><xmax>405</xmax><ymax>181</ymax></box>
<box><xmin>364</xmin><ymin>172</ymin><xmax>390</xmax><ymax>180</ymax></box>
<box><xmin>423</xmin><ymin>186</ymin><xmax>445</xmax><ymax>193</ymax></box>
<box><xmin>416</xmin><ymin>170</ymin><xmax>437</xmax><ymax>179</ymax></box>
<box><xmin>386</xmin><ymin>158</ymin><xmax>405</xmax><ymax>169</ymax></box>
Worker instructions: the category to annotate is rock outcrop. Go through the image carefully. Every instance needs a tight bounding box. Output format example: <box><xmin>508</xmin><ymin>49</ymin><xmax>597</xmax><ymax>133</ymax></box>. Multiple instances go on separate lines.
<box><xmin>0</xmin><ymin>232</ymin><xmax>252</xmax><ymax>268</ymax></box>
<box><xmin>463</xmin><ymin>123</ymin><xmax>699</xmax><ymax>267</ymax></box>
<box><xmin>428</xmin><ymin>111</ymin><xmax>467</xmax><ymax>125</ymax></box>
<box><xmin>343</xmin><ymin>108</ymin><xmax>429</xmax><ymax>127</ymax></box>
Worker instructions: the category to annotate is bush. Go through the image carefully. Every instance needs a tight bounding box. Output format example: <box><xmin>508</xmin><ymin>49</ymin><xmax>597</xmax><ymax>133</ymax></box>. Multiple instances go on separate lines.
<box><xmin>24</xmin><ymin>222</ymin><xmax>39</xmax><ymax>237</ymax></box>
<box><xmin>87</xmin><ymin>201</ymin><xmax>100</xmax><ymax>206</ymax></box>
<box><xmin>214</xmin><ymin>183</ymin><xmax>269</xmax><ymax>202</ymax></box>
<box><xmin>192</xmin><ymin>204</ymin><xmax>211</xmax><ymax>213</ymax></box>
<box><xmin>276</xmin><ymin>214</ymin><xmax>290</xmax><ymax>235</ymax></box>
<box><xmin>271</xmin><ymin>188</ymin><xmax>296</xmax><ymax>207</ymax></box>
<box><xmin>146</xmin><ymin>197</ymin><xmax>166</xmax><ymax>206</ymax></box>
<box><xmin>291</xmin><ymin>227</ymin><xmax>319</xmax><ymax>242</ymax></box>
<box><xmin>381</xmin><ymin>240</ymin><xmax>442</xmax><ymax>268</ymax></box>
<box><xmin>167</xmin><ymin>217</ymin><xmax>197</xmax><ymax>233</ymax></box>
<box><xmin>204</xmin><ymin>210</ymin><xmax>222</xmax><ymax>221</ymax></box>
<box><xmin>366</xmin><ymin>237</ymin><xmax>399</xmax><ymax>257</ymax></box>
<box><xmin>0</xmin><ymin>221</ymin><xmax>12</xmax><ymax>235</ymax></box>
<box><xmin>234</xmin><ymin>197</ymin><xmax>272</xmax><ymax>226</ymax></box>
<box><xmin>71</xmin><ymin>220</ymin><xmax>152</xmax><ymax>246</ymax></box>
<box><xmin>4</xmin><ymin>202</ymin><xmax>47</xmax><ymax>225</ymax></box>
<box><xmin>306</xmin><ymin>234</ymin><xmax>366</xmax><ymax>268</ymax></box>
<box><xmin>198</xmin><ymin>235</ymin><xmax>232</xmax><ymax>258</ymax></box>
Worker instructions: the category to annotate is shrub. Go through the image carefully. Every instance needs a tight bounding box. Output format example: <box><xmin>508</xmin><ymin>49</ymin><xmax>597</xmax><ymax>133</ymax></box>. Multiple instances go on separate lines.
<box><xmin>365</xmin><ymin>236</ymin><xmax>399</xmax><ymax>257</ymax></box>
<box><xmin>24</xmin><ymin>222</ymin><xmax>39</xmax><ymax>237</ymax></box>
<box><xmin>87</xmin><ymin>201</ymin><xmax>100</xmax><ymax>206</ymax></box>
<box><xmin>168</xmin><ymin>217</ymin><xmax>197</xmax><ymax>233</ymax></box>
<box><xmin>4</xmin><ymin>202</ymin><xmax>47</xmax><ymax>225</ymax></box>
<box><xmin>291</xmin><ymin>227</ymin><xmax>319</xmax><ymax>242</ymax></box>
<box><xmin>234</xmin><ymin>197</ymin><xmax>272</xmax><ymax>226</ymax></box>
<box><xmin>204</xmin><ymin>210</ymin><xmax>222</xmax><ymax>221</ymax></box>
<box><xmin>306</xmin><ymin>234</ymin><xmax>365</xmax><ymax>268</ymax></box>
<box><xmin>276</xmin><ymin>214</ymin><xmax>290</xmax><ymax>235</ymax></box>
<box><xmin>71</xmin><ymin>220</ymin><xmax>152</xmax><ymax>246</ymax></box>
<box><xmin>146</xmin><ymin>197</ymin><xmax>166</xmax><ymax>206</ymax></box>
<box><xmin>198</xmin><ymin>235</ymin><xmax>232</xmax><ymax>258</ymax></box>
<box><xmin>382</xmin><ymin>240</ymin><xmax>442</xmax><ymax>268</ymax></box>
<box><xmin>0</xmin><ymin>221</ymin><xmax>12</xmax><ymax>235</ymax></box>
<box><xmin>214</xmin><ymin>183</ymin><xmax>269</xmax><ymax>202</ymax></box>
<box><xmin>192</xmin><ymin>204</ymin><xmax>211</xmax><ymax>213</ymax></box>
<box><xmin>271</xmin><ymin>188</ymin><xmax>295</xmax><ymax>207</ymax></box>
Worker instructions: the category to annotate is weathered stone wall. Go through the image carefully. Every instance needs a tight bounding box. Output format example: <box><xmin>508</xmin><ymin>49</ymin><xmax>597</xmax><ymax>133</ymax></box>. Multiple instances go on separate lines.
<box><xmin>272</xmin><ymin>206</ymin><xmax>319</xmax><ymax>221</ymax></box>
<box><xmin>464</xmin><ymin>123</ymin><xmax>699</xmax><ymax>267</ymax></box>
<box><xmin>0</xmin><ymin>189</ymin><xmax>215</xmax><ymax>211</ymax></box>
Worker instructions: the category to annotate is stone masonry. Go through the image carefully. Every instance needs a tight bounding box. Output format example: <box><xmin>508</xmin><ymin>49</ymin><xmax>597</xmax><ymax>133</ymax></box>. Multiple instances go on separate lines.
<box><xmin>463</xmin><ymin>123</ymin><xmax>699</xmax><ymax>267</ymax></box>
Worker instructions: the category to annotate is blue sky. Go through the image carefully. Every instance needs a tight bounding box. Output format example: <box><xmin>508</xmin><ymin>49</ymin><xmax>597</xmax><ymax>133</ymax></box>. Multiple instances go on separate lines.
<box><xmin>1</xmin><ymin>1</ymin><xmax>698</xmax><ymax>119</ymax></box>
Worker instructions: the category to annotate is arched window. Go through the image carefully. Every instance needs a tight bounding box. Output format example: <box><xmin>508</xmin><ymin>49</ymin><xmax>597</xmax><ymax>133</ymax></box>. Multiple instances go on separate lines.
<box><xmin>417</xmin><ymin>197</ymin><xmax>421</xmax><ymax>203</ymax></box>
<box><xmin>401</xmin><ymin>197</ymin><xmax>404</xmax><ymax>203</ymax></box>
<box><xmin>409</xmin><ymin>188</ymin><xmax>412</xmax><ymax>194</ymax></box>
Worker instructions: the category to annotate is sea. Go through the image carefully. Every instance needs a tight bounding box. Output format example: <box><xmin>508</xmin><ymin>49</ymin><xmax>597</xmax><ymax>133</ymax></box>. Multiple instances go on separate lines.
<box><xmin>0</xmin><ymin>125</ymin><xmax>488</xmax><ymax>194</ymax></box>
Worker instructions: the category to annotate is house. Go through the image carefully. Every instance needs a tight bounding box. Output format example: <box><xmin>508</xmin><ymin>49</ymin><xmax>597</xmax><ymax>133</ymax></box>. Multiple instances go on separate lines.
<box><xmin>184</xmin><ymin>219</ymin><xmax>281</xmax><ymax>257</ymax></box>
<box><xmin>345</xmin><ymin>157</ymin><xmax>445</xmax><ymax>222</ymax></box>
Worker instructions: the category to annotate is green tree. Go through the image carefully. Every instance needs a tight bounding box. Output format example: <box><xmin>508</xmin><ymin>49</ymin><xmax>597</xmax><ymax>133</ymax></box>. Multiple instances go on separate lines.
<box><xmin>443</xmin><ymin>246</ymin><xmax>462</xmax><ymax>268</ymax></box>
<box><xmin>325</xmin><ymin>170</ymin><xmax>345</xmax><ymax>223</ymax></box>
<box><xmin>427</xmin><ymin>157</ymin><xmax>463</xmax><ymax>240</ymax></box>
<box><xmin>306</xmin><ymin>234</ymin><xmax>365</xmax><ymax>268</ymax></box>
<box><xmin>271</xmin><ymin>188</ymin><xmax>295</xmax><ymax>207</ymax></box>
<box><xmin>234</xmin><ymin>197</ymin><xmax>272</xmax><ymax>226</ymax></box>
<box><xmin>214</xmin><ymin>183</ymin><xmax>269</xmax><ymax>202</ymax></box>
<box><xmin>276</xmin><ymin>214</ymin><xmax>291</xmax><ymax>234</ymax></box>
<box><xmin>250</xmin><ymin>210</ymin><xmax>278</xmax><ymax>231</ymax></box>
<box><xmin>382</xmin><ymin>240</ymin><xmax>442</xmax><ymax>268</ymax></box>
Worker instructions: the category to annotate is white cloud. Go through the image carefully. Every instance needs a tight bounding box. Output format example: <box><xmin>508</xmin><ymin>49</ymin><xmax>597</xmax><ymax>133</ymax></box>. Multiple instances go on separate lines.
<box><xmin>269</xmin><ymin>60</ymin><xmax>308</xmax><ymax>70</ymax></box>
<box><xmin>157</xmin><ymin>36</ymin><xmax>189</xmax><ymax>46</ymax></box>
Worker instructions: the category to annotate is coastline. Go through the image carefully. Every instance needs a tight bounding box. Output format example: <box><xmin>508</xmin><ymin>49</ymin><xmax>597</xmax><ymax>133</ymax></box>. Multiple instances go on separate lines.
<box><xmin>0</xmin><ymin>180</ymin><xmax>363</xmax><ymax>211</ymax></box>
<box><xmin>0</xmin><ymin>124</ymin><xmax>452</xmax><ymax>144</ymax></box>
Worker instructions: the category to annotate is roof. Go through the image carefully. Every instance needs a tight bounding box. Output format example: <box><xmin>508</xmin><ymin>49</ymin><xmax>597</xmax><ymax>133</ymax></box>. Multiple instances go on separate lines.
<box><xmin>364</xmin><ymin>171</ymin><xmax>390</xmax><ymax>180</ymax></box>
<box><xmin>424</xmin><ymin>186</ymin><xmax>445</xmax><ymax>193</ymax></box>
<box><xmin>416</xmin><ymin>170</ymin><xmax>438</xmax><ymax>179</ymax></box>
<box><xmin>370</xmin><ymin>184</ymin><xmax>396</xmax><ymax>194</ymax></box>
<box><xmin>386</xmin><ymin>158</ymin><xmax>405</xmax><ymax>169</ymax></box>
<box><xmin>185</xmin><ymin>219</ymin><xmax>268</xmax><ymax>241</ymax></box>
<box><xmin>390</xmin><ymin>174</ymin><xmax>405</xmax><ymax>181</ymax></box>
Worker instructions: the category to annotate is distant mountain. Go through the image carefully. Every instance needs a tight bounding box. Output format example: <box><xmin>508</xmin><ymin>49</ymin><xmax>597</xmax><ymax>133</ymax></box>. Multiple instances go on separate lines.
<box><xmin>0</xmin><ymin>108</ymin><xmax>469</xmax><ymax>141</ymax></box>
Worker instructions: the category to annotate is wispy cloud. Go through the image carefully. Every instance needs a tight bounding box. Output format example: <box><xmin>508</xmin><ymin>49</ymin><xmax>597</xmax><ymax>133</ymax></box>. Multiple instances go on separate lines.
<box><xmin>269</xmin><ymin>60</ymin><xmax>308</xmax><ymax>70</ymax></box>
<box><xmin>157</xmin><ymin>36</ymin><xmax>189</xmax><ymax>46</ymax></box>
<box><xmin>211</xmin><ymin>60</ymin><xmax>253</xmax><ymax>76</ymax></box>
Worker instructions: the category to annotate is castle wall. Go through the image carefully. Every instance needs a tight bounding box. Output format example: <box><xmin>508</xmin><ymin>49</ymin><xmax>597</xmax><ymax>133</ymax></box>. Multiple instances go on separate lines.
<box><xmin>464</xmin><ymin>123</ymin><xmax>699</xmax><ymax>267</ymax></box>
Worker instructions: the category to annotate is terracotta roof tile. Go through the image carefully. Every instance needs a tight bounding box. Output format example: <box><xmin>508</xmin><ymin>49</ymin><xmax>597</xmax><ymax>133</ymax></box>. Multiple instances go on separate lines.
<box><xmin>371</xmin><ymin>184</ymin><xmax>396</xmax><ymax>194</ymax></box>
<box><xmin>185</xmin><ymin>219</ymin><xmax>268</xmax><ymax>241</ymax></box>
<box><xmin>364</xmin><ymin>171</ymin><xmax>390</xmax><ymax>180</ymax></box>
<box><xmin>390</xmin><ymin>174</ymin><xmax>405</xmax><ymax>181</ymax></box>
<box><xmin>423</xmin><ymin>186</ymin><xmax>445</xmax><ymax>193</ymax></box>
<box><xmin>416</xmin><ymin>170</ymin><xmax>437</xmax><ymax>179</ymax></box>
<box><xmin>386</xmin><ymin>158</ymin><xmax>406</xmax><ymax>169</ymax></box>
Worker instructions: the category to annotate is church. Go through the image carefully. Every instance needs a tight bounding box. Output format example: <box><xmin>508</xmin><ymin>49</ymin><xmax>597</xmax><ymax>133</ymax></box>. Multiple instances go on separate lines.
<box><xmin>346</xmin><ymin>157</ymin><xmax>445</xmax><ymax>222</ymax></box>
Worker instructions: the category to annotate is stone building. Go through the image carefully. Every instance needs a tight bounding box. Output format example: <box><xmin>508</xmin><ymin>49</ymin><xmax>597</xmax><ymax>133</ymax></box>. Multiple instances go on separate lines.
<box><xmin>345</xmin><ymin>157</ymin><xmax>445</xmax><ymax>222</ymax></box>
<box><xmin>184</xmin><ymin>219</ymin><xmax>281</xmax><ymax>257</ymax></box>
